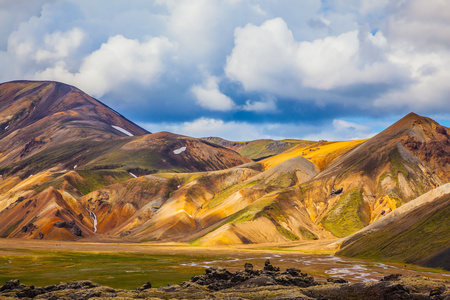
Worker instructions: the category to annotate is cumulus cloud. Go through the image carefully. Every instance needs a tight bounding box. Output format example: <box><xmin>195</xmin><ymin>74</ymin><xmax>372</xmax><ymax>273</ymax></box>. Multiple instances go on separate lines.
<box><xmin>140</xmin><ymin>117</ymin><xmax>381</xmax><ymax>142</ymax></box>
<box><xmin>1</xmin><ymin>0</ymin><xmax>450</xmax><ymax>140</ymax></box>
<box><xmin>191</xmin><ymin>76</ymin><xmax>236</xmax><ymax>111</ymax></box>
<box><xmin>36</xmin><ymin>35</ymin><xmax>175</xmax><ymax>97</ymax></box>
<box><xmin>35</xmin><ymin>28</ymin><xmax>85</xmax><ymax>62</ymax></box>
<box><xmin>303</xmin><ymin>119</ymin><xmax>378</xmax><ymax>141</ymax></box>
<box><xmin>225</xmin><ymin>18</ymin><xmax>407</xmax><ymax>97</ymax></box>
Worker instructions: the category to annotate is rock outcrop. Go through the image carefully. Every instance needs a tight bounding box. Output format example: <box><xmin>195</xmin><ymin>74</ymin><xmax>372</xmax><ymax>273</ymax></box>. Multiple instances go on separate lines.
<box><xmin>1</xmin><ymin>263</ymin><xmax>449</xmax><ymax>299</ymax></box>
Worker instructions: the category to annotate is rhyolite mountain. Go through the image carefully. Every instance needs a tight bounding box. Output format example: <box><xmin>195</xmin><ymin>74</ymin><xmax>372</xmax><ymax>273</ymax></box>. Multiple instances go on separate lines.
<box><xmin>201</xmin><ymin>137</ymin><xmax>315</xmax><ymax>160</ymax></box>
<box><xmin>0</xmin><ymin>81</ymin><xmax>251</xmax><ymax>177</ymax></box>
<box><xmin>0</xmin><ymin>81</ymin><xmax>148</xmax><ymax>168</ymax></box>
<box><xmin>0</xmin><ymin>81</ymin><xmax>449</xmax><ymax>270</ymax></box>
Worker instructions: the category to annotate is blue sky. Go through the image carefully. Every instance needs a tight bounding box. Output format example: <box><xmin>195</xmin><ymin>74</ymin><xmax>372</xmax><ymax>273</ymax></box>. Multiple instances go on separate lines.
<box><xmin>1</xmin><ymin>0</ymin><xmax>450</xmax><ymax>141</ymax></box>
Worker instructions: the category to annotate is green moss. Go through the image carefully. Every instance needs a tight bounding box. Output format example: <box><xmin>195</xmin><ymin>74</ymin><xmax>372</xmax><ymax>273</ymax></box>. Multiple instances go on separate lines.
<box><xmin>258</xmin><ymin>203</ymin><xmax>300</xmax><ymax>241</ymax></box>
<box><xmin>74</xmin><ymin>170</ymin><xmax>130</xmax><ymax>194</ymax></box>
<box><xmin>298</xmin><ymin>226</ymin><xmax>318</xmax><ymax>240</ymax></box>
<box><xmin>322</xmin><ymin>188</ymin><xmax>367</xmax><ymax>238</ymax></box>
<box><xmin>0</xmin><ymin>249</ymin><xmax>225</xmax><ymax>289</ymax></box>
<box><xmin>207</xmin><ymin>180</ymin><xmax>258</xmax><ymax>209</ymax></box>
<box><xmin>389</xmin><ymin>148</ymin><xmax>409</xmax><ymax>179</ymax></box>
<box><xmin>338</xmin><ymin>194</ymin><xmax>450</xmax><ymax>269</ymax></box>
<box><xmin>4</xmin><ymin>139</ymin><xmax>128</xmax><ymax>178</ymax></box>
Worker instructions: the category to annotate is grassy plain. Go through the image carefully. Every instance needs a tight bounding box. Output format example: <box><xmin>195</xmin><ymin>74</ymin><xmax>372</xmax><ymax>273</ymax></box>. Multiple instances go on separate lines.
<box><xmin>1</xmin><ymin>239</ymin><xmax>449</xmax><ymax>290</ymax></box>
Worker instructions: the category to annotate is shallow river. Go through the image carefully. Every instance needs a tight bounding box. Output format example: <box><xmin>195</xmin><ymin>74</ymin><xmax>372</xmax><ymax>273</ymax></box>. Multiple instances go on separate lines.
<box><xmin>180</xmin><ymin>252</ymin><xmax>450</xmax><ymax>283</ymax></box>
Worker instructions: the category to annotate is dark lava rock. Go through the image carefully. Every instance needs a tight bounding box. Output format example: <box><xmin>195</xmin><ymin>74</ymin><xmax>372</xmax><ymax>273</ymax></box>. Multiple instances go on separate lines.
<box><xmin>264</xmin><ymin>259</ymin><xmax>280</xmax><ymax>272</ymax></box>
<box><xmin>190</xmin><ymin>260</ymin><xmax>317</xmax><ymax>291</ymax></box>
<box><xmin>53</xmin><ymin>220</ymin><xmax>82</xmax><ymax>236</ymax></box>
<box><xmin>329</xmin><ymin>187</ymin><xmax>343</xmax><ymax>197</ymax></box>
<box><xmin>137</xmin><ymin>281</ymin><xmax>152</xmax><ymax>291</ymax></box>
<box><xmin>70</xmin><ymin>223</ymin><xmax>82</xmax><ymax>237</ymax></box>
<box><xmin>0</xmin><ymin>279</ymin><xmax>23</xmax><ymax>291</ymax></box>
<box><xmin>381</xmin><ymin>274</ymin><xmax>403</xmax><ymax>281</ymax></box>
<box><xmin>53</xmin><ymin>221</ymin><xmax>67</xmax><ymax>228</ymax></box>
<box><xmin>305</xmin><ymin>281</ymin><xmax>413</xmax><ymax>300</ymax></box>
<box><xmin>430</xmin><ymin>286</ymin><xmax>446</xmax><ymax>296</ymax></box>
<box><xmin>244</xmin><ymin>262</ymin><xmax>253</xmax><ymax>272</ymax></box>
<box><xmin>21</xmin><ymin>222</ymin><xmax>37</xmax><ymax>234</ymax></box>
<box><xmin>327</xmin><ymin>278</ymin><xmax>348</xmax><ymax>284</ymax></box>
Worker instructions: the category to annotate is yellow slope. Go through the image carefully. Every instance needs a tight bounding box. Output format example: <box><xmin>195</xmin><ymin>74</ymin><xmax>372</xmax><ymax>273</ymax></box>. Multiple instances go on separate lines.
<box><xmin>261</xmin><ymin>140</ymin><xmax>367</xmax><ymax>171</ymax></box>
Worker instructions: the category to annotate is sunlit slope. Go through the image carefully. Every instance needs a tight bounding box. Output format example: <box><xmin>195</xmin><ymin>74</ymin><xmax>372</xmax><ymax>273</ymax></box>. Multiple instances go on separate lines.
<box><xmin>0</xmin><ymin>168</ymin><xmax>136</xmax><ymax>239</ymax></box>
<box><xmin>127</xmin><ymin>157</ymin><xmax>331</xmax><ymax>245</ymax></box>
<box><xmin>261</xmin><ymin>139</ymin><xmax>367</xmax><ymax>171</ymax></box>
<box><xmin>298</xmin><ymin>113</ymin><xmax>450</xmax><ymax>238</ymax></box>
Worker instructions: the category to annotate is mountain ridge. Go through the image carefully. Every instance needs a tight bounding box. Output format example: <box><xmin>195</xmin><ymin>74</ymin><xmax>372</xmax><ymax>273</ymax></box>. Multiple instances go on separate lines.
<box><xmin>0</xmin><ymin>81</ymin><xmax>448</xmax><ymax>271</ymax></box>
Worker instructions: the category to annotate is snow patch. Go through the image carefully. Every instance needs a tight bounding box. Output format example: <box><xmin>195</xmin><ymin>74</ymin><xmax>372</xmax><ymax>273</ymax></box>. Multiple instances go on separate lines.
<box><xmin>73</xmin><ymin>165</ymin><xmax>77</xmax><ymax>169</ymax></box>
<box><xmin>173</xmin><ymin>146</ymin><xmax>187</xmax><ymax>154</ymax></box>
<box><xmin>112</xmin><ymin>125</ymin><xmax>134</xmax><ymax>136</ymax></box>
<box><xmin>4</xmin><ymin>125</ymin><xmax>9</xmax><ymax>130</ymax></box>
<box><xmin>129</xmin><ymin>172</ymin><xmax>137</xmax><ymax>178</ymax></box>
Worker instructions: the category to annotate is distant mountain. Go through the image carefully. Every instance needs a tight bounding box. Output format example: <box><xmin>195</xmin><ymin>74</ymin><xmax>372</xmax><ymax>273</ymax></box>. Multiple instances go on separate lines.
<box><xmin>202</xmin><ymin>137</ymin><xmax>314</xmax><ymax>161</ymax></box>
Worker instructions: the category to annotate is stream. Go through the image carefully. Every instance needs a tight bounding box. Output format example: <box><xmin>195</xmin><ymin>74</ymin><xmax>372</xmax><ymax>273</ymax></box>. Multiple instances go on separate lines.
<box><xmin>87</xmin><ymin>209</ymin><xmax>98</xmax><ymax>233</ymax></box>
<box><xmin>180</xmin><ymin>253</ymin><xmax>450</xmax><ymax>283</ymax></box>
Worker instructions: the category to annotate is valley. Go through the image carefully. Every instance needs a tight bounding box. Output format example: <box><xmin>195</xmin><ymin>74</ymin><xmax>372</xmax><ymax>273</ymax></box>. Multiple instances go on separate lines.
<box><xmin>0</xmin><ymin>81</ymin><xmax>449</xmax><ymax>297</ymax></box>
<box><xmin>1</xmin><ymin>239</ymin><xmax>449</xmax><ymax>290</ymax></box>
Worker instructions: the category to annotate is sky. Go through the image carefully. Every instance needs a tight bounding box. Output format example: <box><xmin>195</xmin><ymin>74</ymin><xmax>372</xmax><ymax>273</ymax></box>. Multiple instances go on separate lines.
<box><xmin>1</xmin><ymin>0</ymin><xmax>450</xmax><ymax>141</ymax></box>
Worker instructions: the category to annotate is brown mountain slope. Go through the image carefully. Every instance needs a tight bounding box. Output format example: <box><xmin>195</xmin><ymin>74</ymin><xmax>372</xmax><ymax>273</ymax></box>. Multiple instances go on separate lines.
<box><xmin>0</xmin><ymin>80</ymin><xmax>148</xmax><ymax>167</ymax></box>
<box><xmin>337</xmin><ymin>183</ymin><xmax>450</xmax><ymax>270</ymax></box>
<box><xmin>84</xmin><ymin>131</ymin><xmax>252</xmax><ymax>173</ymax></box>
<box><xmin>0</xmin><ymin>80</ymin><xmax>252</xmax><ymax>240</ymax></box>
<box><xmin>0</xmin><ymin>81</ymin><xmax>251</xmax><ymax>178</ymax></box>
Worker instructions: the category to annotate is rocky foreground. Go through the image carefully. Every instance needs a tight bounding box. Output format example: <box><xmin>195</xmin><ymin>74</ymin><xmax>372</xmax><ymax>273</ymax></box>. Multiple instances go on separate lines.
<box><xmin>1</xmin><ymin>260</ymin><xmax>449</xmax><ymax>299</ymax></box>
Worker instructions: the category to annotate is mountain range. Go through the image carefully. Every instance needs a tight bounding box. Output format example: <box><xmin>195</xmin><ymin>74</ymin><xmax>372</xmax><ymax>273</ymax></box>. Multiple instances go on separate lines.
<box><xmin>0</xmin><ymin>80</ymin><xmax>448</xmax><ymax>270</ymax></box>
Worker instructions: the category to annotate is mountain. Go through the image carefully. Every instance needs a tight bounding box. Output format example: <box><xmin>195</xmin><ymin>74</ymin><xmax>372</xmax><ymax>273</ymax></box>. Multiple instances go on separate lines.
<box><xmin>0</xmin><ymin>81</ymin><xmax>448</xmax><ymax>254</ymax></box>
<box><xmin>0</xmin><ymin>81</ymin><xmax>251</xmax><ymax>177</ymax></box>
<box><xmin>0</xmin><ymin>81</ymin><xmax>148</xmax><ymax>168</ymax></box>
<box><xmin>0</xmin><ymin>80</ymin><xmax>252</xmax><ymax>240</ymax></box>
<box><xmin>202</xmin><ymin>137</ymin><xmax>315</xmax><ymax>160</ymax></box>
<box><xmin>292</xmin><ymin>112</ymin><xmax>449</xmax><ymax>238</ymax></box>
<box><xmin>337</xmin><ymin>183</ymin><xmax>450</xmax><ymax>270</ymax></box>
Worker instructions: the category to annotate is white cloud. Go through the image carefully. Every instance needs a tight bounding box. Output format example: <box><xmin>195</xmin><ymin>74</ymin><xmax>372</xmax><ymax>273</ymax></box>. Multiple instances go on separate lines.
<box><xmin>35</xmin><ymin>28</ymin><xmax>84</xmax><ymax>62</ymax></box>
<box><xmin>141</xmin><ymin>118</ymin><xmax>263</xmax><ymax>140</ymax></box>
<box><xmin>35</xmin><ymin>34</ymin><xmax>176</xmax><ymax>97</ymax></box>
<box><xmin>303</xmin><ymin>119</ymin><xmax>378</xmax><ymax>141</ymax></box>
<box><xmin>140</xmin><ymin>117</ymin><xmax>382</xmax><ymax>142</ymax></box>
<box><xmin>242</xmin><ymin>95</ymin><xmax>277</xmax><ymax>113</ymax></box>
<box><xmin>1</xmin><ymin>0</ymin><xmax>450</xmax><ymax>134</ymax></box>
<box><xmin>225</xmin><ymin>18</ymin><xmax>406</xmax><ymax>98</ymax></box>
<box><xmin>191</xmin><ymin>76</ymin><xmax>236</xmax><ymax>111</ymax></box>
